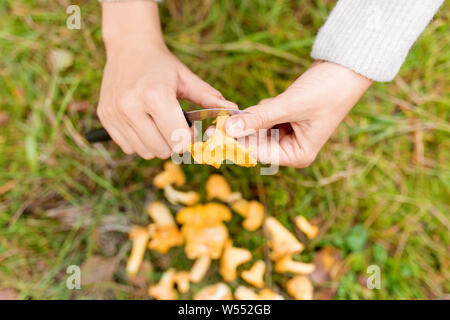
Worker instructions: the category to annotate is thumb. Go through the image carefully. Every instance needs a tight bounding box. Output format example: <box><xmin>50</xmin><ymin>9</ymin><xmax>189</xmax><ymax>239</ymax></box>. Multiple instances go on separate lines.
<box><xmin>225</xmin><ymin>97</ymin><xmax>288</xmax><ymax>138</ymax></box>
<box><xmin>178</xmin><ymin>68</ymin><xmax>237</xmax><ymax>109</ymax></box>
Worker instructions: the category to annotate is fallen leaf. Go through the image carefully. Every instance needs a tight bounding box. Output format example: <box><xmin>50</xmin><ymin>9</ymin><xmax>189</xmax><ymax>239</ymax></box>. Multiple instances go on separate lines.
<box><xmin>0</xmin><ymin>112</ymin><xmax>8</xmax><ymax>126</ymax></box>
<box><xmin>129</xmin><ymin>260</ymin><xmax>153</xmax><ymax>289</ymax></box>
<box><xmin>0</xmin><ymin>288</ymin><xmax>20</xmax><ymax>300</ymax></box>
<box><xmin>310</xmin><ymin>246</ymin><xmax>343</xmax><ymax>285</ymax></box>
<box><xmin>81</xmin><ymin>255</ymin><xmax>120</xmax><ymax>285</ymax></box>
<box><xmin>68</xmin><ymin>101</ymin><xmax>90</xmax><ymax>113</ymax></box>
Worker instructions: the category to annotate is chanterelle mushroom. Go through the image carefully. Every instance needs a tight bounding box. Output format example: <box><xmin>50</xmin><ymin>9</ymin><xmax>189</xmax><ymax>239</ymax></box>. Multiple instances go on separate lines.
<box><xmin>294</xmin><ymin>216</ymin><xmax>319</xmax><ymax>239</ymax></box>
<box><xmin>174</xmin><ymin>271</ymin><xmax>190</xmax><ymax>294</ymax></box>
<box><xmin>235</xmin><ymin>286</ymin><xmax>284</xmax><ymax>300</ymax></box>
<box><xmin>274</xmin><ymin>255</ymin><xmax>316</xmax><ymax>275</ymax></box>
<box><xmin>126</xmin><ymin>226</ymin><xmax>150</xmax><ymax>277</ymax></box>
<box><xmin>189</xmin><ymin>115</ymin><xmax>257</xmax><ymax>168</ymax></box>
<box><xmin>265</xmin><ymin>217</ymin><xmax>304</xmax><ymax>261</ymax></box>
<box><xmin>194</xmin><ymin>283</ymin><xmax>233</xmax><ymax>300</ymax></box>
<box><xmin>183</xmin><ymin>224</ymin><xmax>229</xmax><ymax>260</ymax></box>
<box><xmin>206</xmin><ymin>174</ymin><xmax>242</xmax><ymax>203</ymax></box>
<box><xmin>146</xmin><ymin>201</ymin><xmax>176</xmax><ymax>226</ymax></box>
<box><xmin>147</xmin><ymin>223</ymin><xmax>183</xmax><ymax>254</ymax></box>
<box><xmin>286</xmin><ymin>275</ymin><xmax>313</xmax><ymax>300</ymax></box>
<box><xmin>177</xmin><ymin>203</ymin><xmax>231</xmax><ymax>227</ymax></box>
<box><xmin>153</xmin><ymin>161</ymin><xmax>185</xmax><ymax>189</ymax></box>
<box><xmin>232</xmin><ymin>199</ymin><xmax>264</xmax><ymax>231</ymax></box>
<box><xmin>241</xmin><ymin>260</ymin><xmax>266</xmax><ymax>288</ymax></box>
<box><xmin>189</xmin><ymin>255</ymin><xmax>211</xmax><ymax>283</ymax></box>
<box><xmin>220</xmin><ymin>245</ymin><xmax>252</xmax><ymax>282</ymax></box>
<box><xmin>164</xmin><ymin>185</ymin><xmax>199</xmax><ymax>206</ymax></box>
<box><xmin>177</xmin><ymin>203</ymin><xmax>231</xmax><ymax>260</ymax></box>
<box><xmin>148</xmin><ymin>268</ymin><xmax>177</xmax><ymax>300</ymax></box>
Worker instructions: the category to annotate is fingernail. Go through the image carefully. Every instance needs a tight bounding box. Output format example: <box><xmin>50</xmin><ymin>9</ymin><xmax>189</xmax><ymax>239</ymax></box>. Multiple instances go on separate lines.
<box><xmin>225</xmin><ymin>117</ymin><xmax>245</xmax><ymax>136</ymax></box>
<box><xmin>205</xmin><ymin>127</ymin><xmax>216</xmax><ymax>138</ymax></box>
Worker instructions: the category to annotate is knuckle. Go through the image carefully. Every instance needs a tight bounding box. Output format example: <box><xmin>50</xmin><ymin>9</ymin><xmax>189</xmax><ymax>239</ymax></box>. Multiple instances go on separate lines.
<box><xmin>144</xmin><ymin>84</ymin><xmax>169</xmax><ymax>106</ymax></box>
<box><xmin>251</xmin><ymin>108</ymin><xmax>268</xmax><ymax>129</ymax></box>
<box><xmin>117</xmin><ymin>91</ymin><xmax>136</xmax><ymax>115</ymax></box>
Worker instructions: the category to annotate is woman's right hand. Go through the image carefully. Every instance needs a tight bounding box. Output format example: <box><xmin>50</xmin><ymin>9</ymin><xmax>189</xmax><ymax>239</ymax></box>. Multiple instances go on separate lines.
<box><xmin>97</xmin><ymin>2</ymin><xmax>236</xmax><ymax>159</ymax></box>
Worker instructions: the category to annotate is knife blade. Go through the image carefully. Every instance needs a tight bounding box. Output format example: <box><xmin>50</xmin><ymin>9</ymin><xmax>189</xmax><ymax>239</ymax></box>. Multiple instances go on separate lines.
<box><xmin>184</xmin><ymin>108</ymin><xmax>245</xmax><ymax>122</ymax></box>
<box><xmin>85</xmin><ymin>108</ymin><xmax>245</xmax><ymax>143</ymax></box>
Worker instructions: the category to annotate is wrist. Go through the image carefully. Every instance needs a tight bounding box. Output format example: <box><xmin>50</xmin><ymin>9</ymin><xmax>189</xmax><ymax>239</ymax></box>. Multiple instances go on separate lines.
<box><xmin>102</xmin><ymin>1</ymin><xmax>166</xmax><ymax>51</ymax></box>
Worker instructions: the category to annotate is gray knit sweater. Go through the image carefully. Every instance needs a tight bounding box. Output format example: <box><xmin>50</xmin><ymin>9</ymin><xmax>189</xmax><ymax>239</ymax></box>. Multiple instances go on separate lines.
<box><xmin>143</xmin><ymin>0</ymin><xmax>444</xmax><ymax>82</ymax></box>
<box><xmin>311</xmin><ymin>0</ymin><xmax>444</xmax><ymax>81</ymax></box>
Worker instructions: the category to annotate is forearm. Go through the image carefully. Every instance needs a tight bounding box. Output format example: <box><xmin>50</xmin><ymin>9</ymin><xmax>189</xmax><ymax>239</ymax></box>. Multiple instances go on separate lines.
<box><xmin>101</xmin><ymin>1</ymin><xmax>165</xmax><ymax>52</ymax></box>
<box><xmin>311</xmin><ymin>0</ymin><xmax>444</xmax><ymax>81</ymax></box>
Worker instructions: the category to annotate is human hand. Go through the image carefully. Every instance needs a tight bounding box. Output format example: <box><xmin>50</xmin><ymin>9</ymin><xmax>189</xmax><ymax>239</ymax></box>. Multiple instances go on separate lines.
<box><xmin>98</xmin><ymin>2</ymin><xmax>236</xmax><ymax>159</ymax></box>
<box><xmin>224</xmin><ymin>61</ymin><xmax>373</xmax><ymax>167</ymax></box>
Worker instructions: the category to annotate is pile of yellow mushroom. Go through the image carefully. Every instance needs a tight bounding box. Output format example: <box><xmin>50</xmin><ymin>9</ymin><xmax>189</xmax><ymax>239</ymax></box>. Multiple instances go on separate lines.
<box><xmin>126</xmin><ymin>161</ymin><xmax>320</xmax><ymax>300</ymax></box>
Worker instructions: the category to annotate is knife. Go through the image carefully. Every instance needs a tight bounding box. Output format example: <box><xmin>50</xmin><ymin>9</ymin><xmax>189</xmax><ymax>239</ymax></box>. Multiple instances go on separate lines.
<box><xmin>85</xmin><ymin>108</ymin><xmax>245</xmax><ymax>143</ymax></box>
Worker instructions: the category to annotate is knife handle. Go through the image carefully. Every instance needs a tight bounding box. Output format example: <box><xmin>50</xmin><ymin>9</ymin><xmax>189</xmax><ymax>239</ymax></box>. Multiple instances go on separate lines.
<box><xmin>85</xmin><ymin>110</ymin><xmax>191</xmax><ymax>143</ymax></box>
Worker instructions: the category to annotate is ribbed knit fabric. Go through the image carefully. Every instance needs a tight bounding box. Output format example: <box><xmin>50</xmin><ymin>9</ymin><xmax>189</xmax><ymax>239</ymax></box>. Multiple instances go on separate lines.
<box><xmin>311</xmin><ymin>0</ymin><xmax>444</xmax><ymax>81</ymax></box>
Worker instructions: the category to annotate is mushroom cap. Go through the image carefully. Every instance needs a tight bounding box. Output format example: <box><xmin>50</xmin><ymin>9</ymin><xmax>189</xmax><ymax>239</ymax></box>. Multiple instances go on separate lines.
<box><xmin>258</xmin><ymin>288</ymin><xmax>285</xmax><ymax>300</ymax></box>
<box><xmin>189</xmin><ymin>255</ymin><xmax>211</xmax><ymax>283</ymax></box>
<box><xmin>177</xmin><ymin>203</ymin><xmax>231</xmax><ymax>227</ymax></box>
<box><xmin>241</xmin><ymin>260</ymin><xmax>266</xmax><ymax>288</ymax></box>
<box><xmin>147</xmin><ymin>224</ymin><xmax>183</xmax><ymax>254</ymax></box>
<box><xmin>206</xmin><ymin>174</ymin><xmax>232</xmax><ymax>202</ymax></box>
<box><xmin>235</xmin><ymin>286</ymin><xmax>284</xmax><ymax>300</ymax></box>
<box><xmin>189</xmin><ymin>116</ymin><xmax>257</xmax><ymax>168</ymax></box>
<box><xmin>146</xmin><ymin>201</ymin><xmax>176</xmax><ymax>226</ymax></box>
<box><xmin>194</xmin><ymin>283</ymin><xmax>233</xmax><ymax>300</ymax></box>
<box><xmin>220</xmin><ymin>246</ymin><xmax>252</xmax><ymax>282</ymax></box>
<box><xmin>265</xmin><ymin>217</ymin><xmax>304</xmax><ymax>261</ymax></box>
<box><xmin>148</xmin><ymin>269</ymin><xmax>178</xmax><ymax>300</ymax></box>
<box><xmin>164</xmin><ymin>185</ymin><xmax>199</xmax><ymax>206</ymax></box>
<box><xmin>126</xmin><ymin>226</ymin><xmax>150</xmax><ymax>277</ymax></box>
<box><xmin>233</xmin><ymin>200</ymin><xmax>264</xmax><ymax>231</ymax></box>
<box><xmin>286</xmin><ymin>275</ymin><xmax>313</xmax><ymax>300</ymax></box>
<box><xmin>153</xmin><ymin>161</ymin><xmax>185</xmax><ymax>189</ymax></box>
<box><xmin>295</xmin><ymin>216</ymin><xmax>319</xmax><ymax>239</ymax></box>
<box><xmin>274</xmin><ymin>255</ymin><xmax>316</xmax><ymax>275</ymax></box>
<box><xmin>182</xmin><ymin>224</ymin><xmax>229</xmax><ymax>259</ymax></box>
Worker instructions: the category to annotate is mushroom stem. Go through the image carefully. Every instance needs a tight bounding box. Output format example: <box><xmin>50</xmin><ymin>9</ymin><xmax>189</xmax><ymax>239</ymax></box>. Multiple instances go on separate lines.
<box><xmin>294</xmin><ymin>216</ymin><xmax>319</xmax><ymax>239</ymax></box>
<box><xmin>126</xmin><ymin>226</ymin><xmax>150</xmax><ymax>277</ymax></box>
<box><xmin>190</xmin><ymin>255</ymin><xmax>211</xmax><ymax>283</ymax></box>
<box><xmin>275</xmin><ymin>255</ymin><xmax>316</xmax><ymax>275</ymax></box>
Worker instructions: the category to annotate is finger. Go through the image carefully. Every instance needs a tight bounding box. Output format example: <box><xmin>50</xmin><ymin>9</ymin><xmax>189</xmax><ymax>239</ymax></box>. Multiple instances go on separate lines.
<box><xmin>120</xmin><ymin>123</ymin><xmax>155</xmax><ymax>160</ymax></box>
<box><xmin>143</xmin><ymin>85</ymin><xmax>193</xmax><ymax>153</ymax></box>
<box><xmin>126</xmin><ymin>111</ymin><xmax>172</xmax><ymax>159</ymax></box>
<box><xmin>205</xmin><ymin>125</ymin><xmax>216</xmax><ymax>139</ymax></box>
<box><xmin>235</xmin><ymin>126</ymin><xmax>316</xmax><ymax>168</ymax></box>
<box><xmin>178</xmin><ymin>67</ymin><xmax>238</xmax><ymax>109</ymax></box>
<box><xmin>103</xmin><ymin>124</ymin><xmax>134</xmax><ymax>155</ymax></box>
<box><xmin>225</xmin><ymin>97</ymin><xmax>290</xmax><ymax>138</ymax></box>
<box><xmin>258</xmin><ymin>97</ymin><xmax>275</xmax><ymax>105</ymax></box>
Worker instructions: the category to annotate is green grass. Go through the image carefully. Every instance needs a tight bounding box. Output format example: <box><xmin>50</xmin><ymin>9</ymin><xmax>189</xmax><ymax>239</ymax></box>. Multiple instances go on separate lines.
<box><xmin>0</xmin><ymin>0</ymin><xmax>449</xmax><ymax>299</ymax></box>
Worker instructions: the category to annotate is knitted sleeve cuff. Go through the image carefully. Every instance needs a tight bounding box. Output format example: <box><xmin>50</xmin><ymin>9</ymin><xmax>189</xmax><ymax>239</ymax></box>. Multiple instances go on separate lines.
<box><xmin>311</xmin><ymin>0</ymin><xmax>444</xmax><ymax>82</ymax></box>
